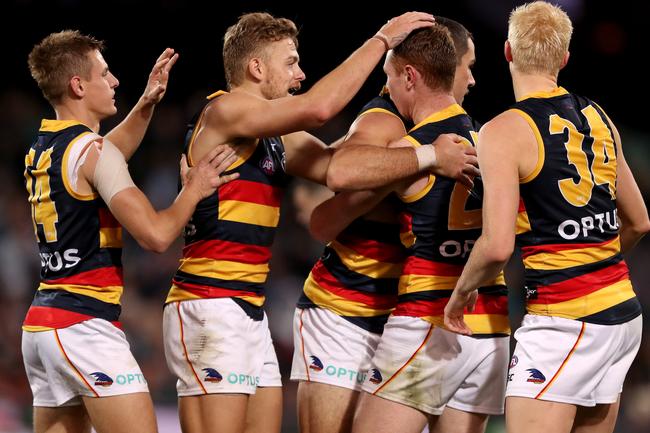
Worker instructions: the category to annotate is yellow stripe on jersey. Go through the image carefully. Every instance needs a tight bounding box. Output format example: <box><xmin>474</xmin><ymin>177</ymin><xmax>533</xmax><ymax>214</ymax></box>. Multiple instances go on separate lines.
<box><xmin>330</xmin><ymin>241</ymin><xmax>403</xmax><ymax>278</ymax></box>
<box><xmin>38</xmin><ymin>283</ymin><xmax>123</xmax><ymax>304</ymax></box>
<box><xmin>179</xmin><ymin>257</ymin><xmax>270</xmax><ymax>283</ymax></box>
<box><xmin>236</xmin><ymin>294</ymin><xmax>265</xmax><ymax>307</ymax></box>
<box><xmin>527</xmin><ymin>278</ymin><xmax>636</xmax><ymax>319</ymax></box>
<box><xmin>516</xmin><ymin>210</ymin><xmax>532</xmax><ymax>234</ymax></box>
<box><xmin>165</xmin><ymin>284</ymin><xmax>203</xmax><ymax>303</ymax></box>
<box><xmin>399</xmin><ymin>274</ymin><xmax>506</xmax><ymax>295</ymax></box>
<box><xmin>359</xmin><ymin>107</ymin><xmax>404</xmax><ymax>122</ymax></box>
<box><xmin>303</xmin><ymin>276</ymin><xmax>393</xmax><ymax>317</ymax></box>
<box><xmin>400</xmin><ymin>230</ymin><xmax>416</xmax><ymax>248</ymax></box>
<box><xmin>410</xmin><ymin>104</ymin><xmax>466</xmax><ymax>131</ymax></box>
<box><xmin>511</xmin><ymin>109</ymin><xmax>546</xmax><ymax>184</ymax></box>
<box><xmin>61</xmin><ymin>131</ymin><xmax>99</xmax><ymax>201</ymax></box>
<box><xmin>218</xmin><ymin>200</ymin><xmax>280</xmax><ymax>227</ymax></box>
<box><xmin>400</xmin><ymin>175</ymin><xmax>435</xmax><ymax>203</ymax></box>
<box><xmin>421</xmin><ymin>314</ymin><xmax>510</xmax><ymax>335</ymax></box>
<box><xmin>22</xmin><ymin>325</ymin><xmax>55</xmax><ymax>332</ymax></box>
<box><xmin>99</xmin><ymin>227</ymin><xmax>123</xmax><ymax>248</ymax></box>
<box><xmin>523</xmin><ymin>236</ymin><xmax>621</xmax><ymax>271</ymax></box>
<box><xmin>40</xmin><ymin>119</ymin><xmax>85</xmax><ymax>132</ymax></box>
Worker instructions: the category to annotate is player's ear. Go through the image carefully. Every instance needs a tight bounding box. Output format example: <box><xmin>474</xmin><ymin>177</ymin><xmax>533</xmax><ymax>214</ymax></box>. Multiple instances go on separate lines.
<box><xmin>248</xmin><ymin>58</ymin><xmax>264</xmax><ymax>81</ymax></box>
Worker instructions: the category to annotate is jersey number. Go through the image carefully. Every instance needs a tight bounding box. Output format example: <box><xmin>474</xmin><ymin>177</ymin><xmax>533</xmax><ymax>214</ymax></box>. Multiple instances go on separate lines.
<box><xmin>448</xmin><ymin>132</ymin><xmax>481</xmax><ymax>230</ymax></box>
<box><xmin>25</xmin><ymin>148</ymin><xmax>59</xmax><ymax>242</ymax></box>
<box><xmin>549</xmin><ymin>105</ymin><xmax>617</xmax><ymax>207</ymax></box>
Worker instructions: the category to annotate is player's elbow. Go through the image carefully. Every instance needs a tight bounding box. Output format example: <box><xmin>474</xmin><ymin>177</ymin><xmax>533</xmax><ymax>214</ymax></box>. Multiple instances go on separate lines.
<box><xmin>483</xmin><ymin>237</ymin><xmax>514</xmax><ymax>265</ymax></box>
<box><xmin>626</xmin><ymin>217</ymin><xmax>650</xmax><ymax>241</ymax></box>
<box><xmin>135</xmin><ymin>230</ymin><xmax>173</xmax><ymax>254</ymax></box>
<box><xmin>326</xmin><ymin>154</ymin><xmax>354</xmax><ymax>192</ymax></box>
<box><xmin>309</xmin><ymin>217</ymin><xmax>333</xmax><ymax>243</ymax></box>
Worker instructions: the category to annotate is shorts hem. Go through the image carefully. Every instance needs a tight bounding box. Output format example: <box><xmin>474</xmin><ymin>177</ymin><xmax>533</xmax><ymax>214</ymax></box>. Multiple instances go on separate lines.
<box><xmin>505</xmin><ymin>390</ymin><xmax>596</xmax><ymax>407</ymax></box>
<box><xmin>446</xmin><ymin>401</ymin><xmax>504</xmax><ymax>416</ymax></box>
<box><xmin>291</xmin><ymin>374</ymin><xmax>363</xmax><ymax>392</ymax></box>
<box><xmin>369</xmin><ymin>389</ymin><xmax>443</xmax><ymax>416</ymax></box>
<box><xmin>177</xmin><ymin>387</ymin><xmax>256</xmax><ymax>397</ymax></box>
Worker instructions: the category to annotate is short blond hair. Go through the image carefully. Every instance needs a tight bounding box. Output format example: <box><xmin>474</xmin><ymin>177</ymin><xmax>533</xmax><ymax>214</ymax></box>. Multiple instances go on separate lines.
<box><xmin>223</xmin><ymin>12</ymin><xmax>298</xmax><ymax>88</ymax></box>
<box><xmin>508</xmin><ymin>1</ymin><xmax>572</xmax><ymax>75</ymax></box>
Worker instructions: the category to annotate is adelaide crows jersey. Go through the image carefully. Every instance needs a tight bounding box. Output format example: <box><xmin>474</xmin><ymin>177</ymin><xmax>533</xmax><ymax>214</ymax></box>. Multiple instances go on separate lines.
<box><xmin>167</xmin><ymin>91</ymin><xmax>291</xmax><ymax>316</ymax></box>
<box><xmin>394</xmin><ymin>104</ymin><xmax>510</xmax><ymax>337</ymax></box>
<box><xmin>298</xmin><ymin>94</ymin><xmax>409</xmax><ymax>333</ymax></box>
<box><xmin>23</xmin><ymin>120</ymin><xmax>124</xmax><ymax>331</ymax></box>
<box><xmin>512</xmin><ymin>87</ymin><xmax>640</xmax><ymax>324</ymax></box>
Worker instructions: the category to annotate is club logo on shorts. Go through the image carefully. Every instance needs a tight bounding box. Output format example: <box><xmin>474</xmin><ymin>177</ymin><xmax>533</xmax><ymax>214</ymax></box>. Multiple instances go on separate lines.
<box><xmin>509</xmin><ymin>355</ymin><xmax>518</xmax><ymax>369</ymax></box>
<box><xmin>526</xmin><ymin>368</ymin><xmax>546</xmax><ymax>384</ymax></box>
<box><xmin>369</xmin><ymin>368</ymin><xmax>383</xmax><ymax>384</ymax></box>
<box><xmin>202</xmin><ymin>368</ymin><xmax>223</xmax><ymax>383</ymax></box>
<box><xmin>309</xmin><ymin>356</ymin><xmax>324</xmax><ymax>372</ymax></box>
<box><xmin>90</xmin><ymin>372</ymin><xmax>113</xmax><ymax>387</ymax></box>
<box><xmin>260</xmin><ymin>156</ymin><xmax>275</xmax><ymax>175</ymax></box>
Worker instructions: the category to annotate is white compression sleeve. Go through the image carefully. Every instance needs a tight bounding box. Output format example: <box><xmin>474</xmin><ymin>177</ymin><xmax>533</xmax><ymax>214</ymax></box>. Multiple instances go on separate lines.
<box><xmin>92</xmin><ymin>138</ymin><xmax>136</xmax><ymax>204</ymax></box>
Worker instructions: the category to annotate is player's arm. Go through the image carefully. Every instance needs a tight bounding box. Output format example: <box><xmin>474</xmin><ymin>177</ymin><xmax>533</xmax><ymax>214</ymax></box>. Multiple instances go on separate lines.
<box><xmin>310</xmin><ymin>111</ymin><xmax>405</xmax><ymax>241</ymax></box>
<box><xmin>327</xmin><ymin>133</ymin><xmax>478</xmax><ymax>191</ymax></box>
<box><xmin>79</xmin><ymin>139</ymin><xmax>238</xmax><ymax>253</ymax></box>
<box><xmin>609</xmin><ymin>123</ymin><xmax>650</xmax><ymax>252</ymax></box>
<box><xmin>213</xmin><ymin>13</ymin><xmax>434</xmax><ymax>139</ymax></box>
<box><xmin>444</xmin><ymin>111</ymin><xmax>534</xmax><ymax>335</ymax></box>
<box><xmin>283</xmin><ymin>131</ymin><xmax>334</xmax><ymax>184</ymax></box>
<box><xmin>105</xmin><ymin>48</ymin><xmax>178</xmax><ymax>160</ymax></box>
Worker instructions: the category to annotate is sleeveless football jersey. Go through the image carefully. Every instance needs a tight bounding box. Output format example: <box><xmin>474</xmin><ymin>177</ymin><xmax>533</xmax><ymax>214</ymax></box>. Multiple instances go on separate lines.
<box><xmin>394</xmin><ymin>104</ymin><xmax>510</xmax><ymax>336</ymax></box>
<box><xmin>23</xmin><ymin>120</ymin><xmax>124</xmax><ymax>331</ymax></box>
<box><xmin>512</xmin><ymin>87</ymin><xmax>640</xmax><ymax>324</ymax></box>
<box><xmin>298</xmin><ymin>95</ymin><xmax>409</xmax><ymax>333</ymax></box>
<box><xmin>167</xmin><ymin>92</ymin><xmax>291</xmax><ymax>316</ymax></box>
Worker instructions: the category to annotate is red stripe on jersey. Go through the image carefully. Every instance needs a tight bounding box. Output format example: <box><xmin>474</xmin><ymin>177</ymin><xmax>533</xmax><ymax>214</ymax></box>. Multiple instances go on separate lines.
<box><xmin>520</xmin><ymin>235</ymin><xmax>619</xmax><ymax>259</ymax></box>
<box><xmin>529</xmin><ymin>261</ymin><xmax>630</xmax><ymax>305</ymax></box>
<box><xmin>402</xmin><ymin>256</ymin><xmax>463</xmax><ymax>277</ymax></box>
<box><xmin>311</xmin><ymin>261</ymin><xmax>398</xmax><ymax>309</ymax></box>
<box><xmin>393</xmin><ymin>294</ymin><xmax>508</xmax><ymax>317</ymax></box>
<box><xmin>23</xmin><ymin>306</ymin><xmax>122</xmax><ymax>329</ymax></box>
<box><xmin>337</xmin><ymin>233</ymin><xmax>405</xmax><ymax>263</ymax></box>
<box><xmin>172</xmin><ymin>280</ymin><xmax>262</xmax><ymax>300</ymax></box>
<box><xmin>218</xmin><ymin>180</ymin><xmax>283</xmax><ymax>207</ymax></box>
<box><xmin>518</xmin><ymin>198</ymin><xmax>526</xmax><ymax>213</ymax></box>
<box><xmin>44</xmin><ymin>266</ymin><xmax>123</xmax><ymax>287</ymax></box>
<box><xmin>398</xmin><ymin>212</ymin><xmax>412</xmax><ymax>234</ymax></box>
<box><xmin>182</xmin><ymin>239</ymin><xmax>272</xmax><ymax>265</ymax></box>
<box><xmin>98</xmin><ymin>208</ymin><xmax>120</xmax><ymax>228</ymax></box>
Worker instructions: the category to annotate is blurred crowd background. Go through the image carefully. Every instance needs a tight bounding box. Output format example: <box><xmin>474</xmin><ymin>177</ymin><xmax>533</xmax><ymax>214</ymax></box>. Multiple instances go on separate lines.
<box><xmin>2</xmin><ymin>1</ymin><xmax>648</xmax><ymax>432</ymax></box>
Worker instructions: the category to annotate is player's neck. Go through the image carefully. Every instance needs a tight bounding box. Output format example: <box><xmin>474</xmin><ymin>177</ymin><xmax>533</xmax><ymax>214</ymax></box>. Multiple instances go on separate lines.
<box><xmin>411</xmin><ymin>91</ymin><xmax>456</xmax><ymax>125</ymax></box>
<box><xmin>54</xmin><ymin>102</ymin><xmax>101</xmax><ymax>132</ymax></box>
<box><xmin>511</xmin><ymin>70</ymin><xmax>559</xmax><ymax>102</ymax></box>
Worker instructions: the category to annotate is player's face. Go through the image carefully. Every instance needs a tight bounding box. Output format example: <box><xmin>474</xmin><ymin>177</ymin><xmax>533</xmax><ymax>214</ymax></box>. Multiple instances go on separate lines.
<box><xmin>261</xmin><ymin>38</ymin><xmax>305</xmax><ymax>100</ymax></box>
<box><xmin>383</xmin><ymin>52</ymin><xmax>409</xmax><ymax>119</ymax></box>
<box><xmin>83</xmin><ymin>50</ymin><xmax>119</xmax><ymax>119</ymax></box>
<box><xmin>452</xmin><ymin>38</ymin><xmax>476</xmax><ymax>105</ymax></box>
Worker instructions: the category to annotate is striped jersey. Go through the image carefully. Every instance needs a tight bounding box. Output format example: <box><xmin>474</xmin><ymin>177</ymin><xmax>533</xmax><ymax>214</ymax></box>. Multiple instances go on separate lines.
<box><xmin>394</xmin><ymin>104</ymin><xmax>510</xmax><ymax>336</ymax></box>
<box><xmin>23</xmin><ymin>120</ymin><xmax>124</xmax><ymax>331</ymax></box>
<box><xmin>513</xmin><ymin>87</ymin><xmax>640</xmax><ymax>324</ymax></box>
<box><xmin>167</xmin><ymin>91</ymin><xmax>291</xmax><ymax>316</ymax></box>
<box><xmin>298</xmin><ymin>95</ymin><xmax>409</xmax><ymax>333</ymax></box>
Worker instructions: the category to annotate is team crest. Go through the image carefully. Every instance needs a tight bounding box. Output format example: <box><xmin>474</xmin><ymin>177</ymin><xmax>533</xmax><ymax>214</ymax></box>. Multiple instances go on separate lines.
<box><xmin>309</xmin><ymin>356</ymin><xmax>324</xmax><ymax>372</ymax></box>
<box><xmin>203</xmin><ymin>368</ymin><xmax>223</xmax><ymax>383</ymax></box>
<box><xmin>90</xmin><ymin>372</ymin><xmax>113</xmax><ymax>387</ymax></box>
<box><xmin>526</xmin><ymin>368</ymin><xmax>546</xmax><ymax>384</ymax></box>
<box><xmin>260</xmin><ymin>156</ymin><xmax>275</xmax><ymax>175</ymax></box>
<box><xmin>369</xmin><ymin>368</ymin><xmax>383</xmax><ymax>384</ymax></box>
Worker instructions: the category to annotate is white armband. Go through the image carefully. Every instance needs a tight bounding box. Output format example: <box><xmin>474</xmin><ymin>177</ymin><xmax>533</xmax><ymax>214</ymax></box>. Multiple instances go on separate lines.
<box><xmin>92</xmin><ymin>139</ymin><xmax>136</xmax><ymax>204</ymax></box>
<box><xmin>415</xmin><ymin>145</ymin><xmax>437</xmax><ymax>171</ymax></box>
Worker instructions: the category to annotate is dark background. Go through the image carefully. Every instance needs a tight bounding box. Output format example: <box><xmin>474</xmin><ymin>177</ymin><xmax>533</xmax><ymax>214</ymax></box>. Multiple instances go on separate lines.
<box><xmin>1</xmin><ymin>1</ymin><xmax>648</xmax><ymax>432</ymax></box>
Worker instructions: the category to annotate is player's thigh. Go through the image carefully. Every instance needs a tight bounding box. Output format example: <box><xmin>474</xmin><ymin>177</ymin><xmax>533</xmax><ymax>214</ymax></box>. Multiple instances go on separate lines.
<box><xmin>179</xmin><ymin>394</ymin><xmax>249</xmax><ymax>433</ymax></box>
<box><xmin>82</xmin><ymin>392</ymin><xmax>157</xmax><ymax>433</ymax></box>
<box><xmin>505</xmin><ymin>396</ymin><xmax>576</xmax><ymax>433</ymax></box>
<box><xmin>353</xmin><ymin>391</ymin><xmax>428</xmax><ymax>433</ymax></box>
<box><xmin>245</xmin><ymin>386</ymin><xmax>282</xmax><ymax>433</ymax></box>
<box><xmin>34</xmin><ymin>405</ymin><xmax>91</xmax><ymax>433</ymax></box>
<box><xmin>430</xmin><ymin>406</ymin><xmax>488</xmax><ymax>433</ymax></box>
<box><xmin>299</xmin><ymin>381</ymin><xmax>361</xmax><ymax>433</ymax></box>
<box><xmin>572</xmin><ymin>398</ymin><xmax>620</xmax><ymax>433</ymax></box>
